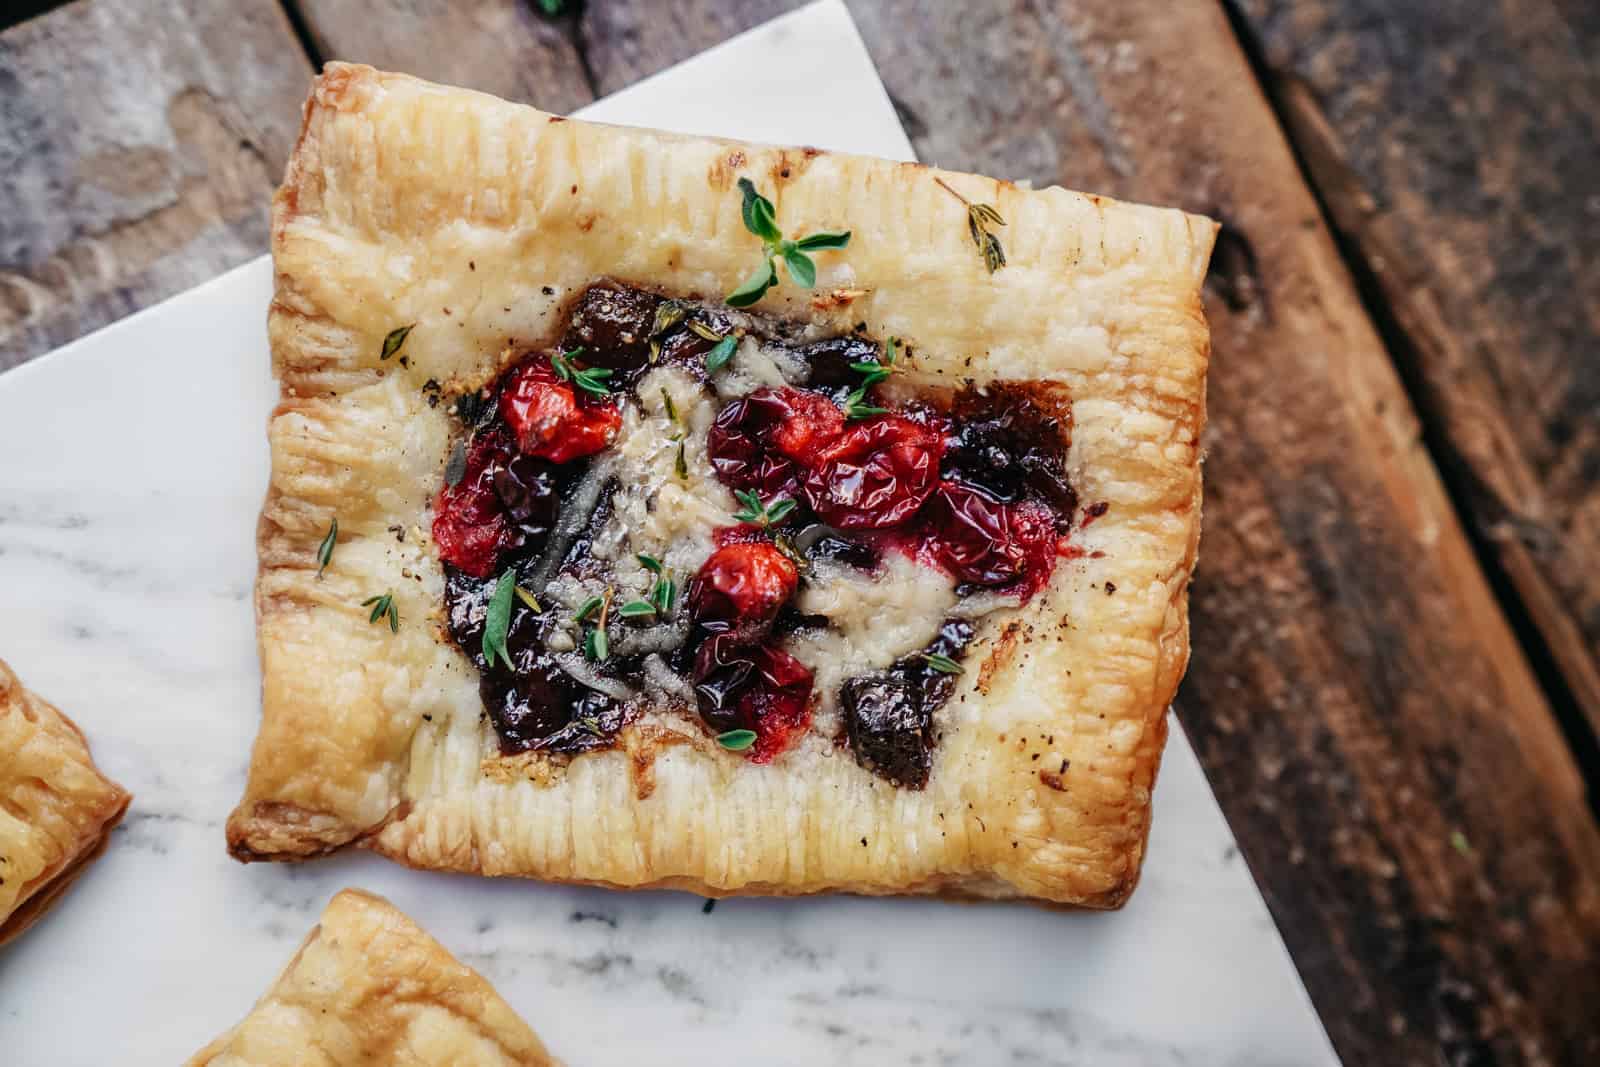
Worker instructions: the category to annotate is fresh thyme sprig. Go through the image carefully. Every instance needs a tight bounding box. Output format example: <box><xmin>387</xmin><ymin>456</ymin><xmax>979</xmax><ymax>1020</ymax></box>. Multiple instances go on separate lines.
<box><xmin>380</xmin><ymin>324</ymin><xmax>414</xmax><ymax>361</ymax></box>
<box><xmin>482</xmin><ymin>568</ymin><xmax>517</xmax><ymax>669</ymax></box>
<box><xmin>550</xmin><ymin>347</ymin><xmax>613</xmax><ymax>397</ymax></box>
<box><xmin>934</xmin><ymin>177</ymin><xmax>1007</xmax><ymax>273</ymax></box>
<box><xmin>316</xmin><ymin>517</ymin><xmax>338</xmax><ymax>579</ymax></box>
<box><xmin>361</xmin><ymin>592</ymin><xmax>400</xmax><ymax>633</ymax></box>
<box><xmin>726</xmin><ymin>178</ymin><xmax>851</xmax><ymax>307</ymax></box>
<box><xmin>732</xmin><ymin>489</ymin><xmax>797</xmax><ymax>528</ymax></box>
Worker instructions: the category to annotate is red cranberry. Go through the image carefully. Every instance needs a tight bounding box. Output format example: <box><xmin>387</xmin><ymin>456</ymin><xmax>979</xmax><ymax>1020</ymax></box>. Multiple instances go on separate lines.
<box><xmin>499</xmin><ymin>359</ymin><xmax>620</xmax><ymax>464</ymax></box>
<box><xmin>689</xmin><ymin>542</ymin><xmax>799</xmax><ymax>641</ymax></box>
<box><xmin>433</xmin><ymin>430</ymin><xmax>516</xmax><ymax>577</ymax></box>
<box><xmin>920</xmin><ymin>480</ymin><xmax>1058</xmax><ymax>597</ymax></box>
<box><xmin>801</xmin><ymin>415</ymin><xmax>943</xmax><ymax>529</ymax></box>
<box><xmin>560</xmin><ymin>283</ymin><xmax>661</xmax><ymax>375</ymax></box>
<box><xmin>692</xmin><ymin>636</ymin><xmax>813</xmax><ymax>762</ymax></box>
<box><xmin>707</xmin><ymin>387</ymin><xmax>843</xmax><ymax>498</ymax></box>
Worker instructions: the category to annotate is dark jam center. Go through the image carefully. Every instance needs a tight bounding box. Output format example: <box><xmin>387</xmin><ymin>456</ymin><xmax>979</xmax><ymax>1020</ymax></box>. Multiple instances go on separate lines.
<box><xmin>436</xmin><ymin>281</ymin><xmax>1077</xmax><ymax>785</ymax></box>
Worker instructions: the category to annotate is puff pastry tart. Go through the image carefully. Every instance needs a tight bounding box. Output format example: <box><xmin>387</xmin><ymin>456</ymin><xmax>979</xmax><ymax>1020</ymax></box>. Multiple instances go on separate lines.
<box><xmin>188</xmin><ymin>889</ymin><xmax>557</xmax><ymax>1066</ymax></box>
<box><xmin>0</xmin><ymin>656</ymin><xmax>130</xmax><ymax>945</ymax></box>
<box><xmin>229</xmin><ymin>63</ymin><xmax>1215</xmax><ymax>907</ymax></box>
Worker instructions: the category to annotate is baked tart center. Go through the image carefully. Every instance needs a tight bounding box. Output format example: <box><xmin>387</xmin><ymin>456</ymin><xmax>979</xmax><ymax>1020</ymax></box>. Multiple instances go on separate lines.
<box><xmin>434</xmin><ymin>281</ymin><xmax>1080</xmax><ymax>788</ymax></box>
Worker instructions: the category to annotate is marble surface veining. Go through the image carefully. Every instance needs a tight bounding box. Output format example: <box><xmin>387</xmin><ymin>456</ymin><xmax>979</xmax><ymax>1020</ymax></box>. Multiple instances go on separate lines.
<box><xmin>0</xmin><ymin>4</ymin><xmax>1338</xmax><ymax>1064</ymax></box>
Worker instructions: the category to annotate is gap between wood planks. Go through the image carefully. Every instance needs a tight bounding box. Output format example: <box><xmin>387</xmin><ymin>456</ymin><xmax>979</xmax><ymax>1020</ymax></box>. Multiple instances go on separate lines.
<box><xmin>1218</xmin><ymin>0</ymin><xmax>1600</xmax><ymax>817</ymax></box>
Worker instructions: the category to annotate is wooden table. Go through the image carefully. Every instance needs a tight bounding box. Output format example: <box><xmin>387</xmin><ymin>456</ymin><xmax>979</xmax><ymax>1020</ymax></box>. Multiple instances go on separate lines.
<box><xmin>3</xmin><ymin>2</ymin><xmax>1596</xmax><ymax>1062</ymax></box>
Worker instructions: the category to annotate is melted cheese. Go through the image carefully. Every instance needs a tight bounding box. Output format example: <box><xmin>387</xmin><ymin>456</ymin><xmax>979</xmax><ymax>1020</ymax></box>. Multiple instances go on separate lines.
<box><xmin>785</xmin><ymin>554</ymin><xmax>958</xmax><ymax>723</ymax></box>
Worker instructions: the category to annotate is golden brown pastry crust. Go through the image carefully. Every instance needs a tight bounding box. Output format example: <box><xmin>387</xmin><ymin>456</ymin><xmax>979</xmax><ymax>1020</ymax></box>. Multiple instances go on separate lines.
<box><xmin>229</xmin><ymin>63</ymin><xmax>1215</xmax><ymax>907</ymax></box>
<box><xmin>0</xmin><ymin>656</ymin><xmax>130</xmax><ymax>946</ymax></box>
<box><xmin>188</xmin><ymin>889</ymin><xmax>557</xmax><ymax>1066</ymax></box>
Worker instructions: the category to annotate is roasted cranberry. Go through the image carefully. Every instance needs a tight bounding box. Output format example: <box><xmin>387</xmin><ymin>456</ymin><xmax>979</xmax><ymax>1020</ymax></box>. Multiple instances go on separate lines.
<box><xmin>692</xmin><ymin>636</ymin><xmax>813</xmax><ymax>762</ymax></box>
<box><xmin>433</xmin><ymin>430</ymin><xmax>516</xmax><ymax>577</ymax></box>
<box><xmin>842</xmin><ymin>619</ymin><xmax>974</xmax><ymax>788</ymax></box>
<box><xmin>707</xmin><ymin>387</ymin><xmax>843</xmax><ymax>498</ymax></box>
<box><xmin>689</xmin><ymin>542</ymin><xmax>799</xmax><ymax>641</ymax></box>
<box><xmin>801</xmin><ymin>415</ymin><xmax>943</xmax><ymax>529</ymax></box>
<box><xmin>797</xmin><ymin>335</ymin><xmax>882</xmax><ymax>394</ymax></box>
<box><xmin>944</xmin><ymin>383</ymin><xmax>1076</xmax><ymax>518</ymax></box>
<box><xmin>842</xmin><ymin>675</ymin><xmax>930</xmax><ymax>787</ymax></box>
<box><xmin>795</xmin><ymin>524</ymin><xmax>879</xmax><ymax>570</ymax></box>
<box><xmin>493</xmin><ymin>454</ymin><xmax>561</xmax><ymax>536</ymax></box>
<box><xmin>499</xmin><ymin>359</ymin><xmax>620</xmax><ymax>464</ymax></box>
<box><xmin>921</xmin><ymin>481</ymin><xmax>1058</xmax><ymax>597</ymax></box>
<box><xmin>538</xmin><ymin>691</ymin><xmax>630</xmax><ymax>753</ymax></box>
<box><xmin>561</xmin><ymin>282</ymin><xmax>661</xmax><ymax>376</ymax></box>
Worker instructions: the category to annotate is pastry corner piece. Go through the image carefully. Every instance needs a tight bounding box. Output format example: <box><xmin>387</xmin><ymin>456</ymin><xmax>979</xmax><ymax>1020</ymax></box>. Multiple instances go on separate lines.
<box><xmin>231</xmin><ymin>62</ymin><xmax>1215</xmax><ymax>907</ymax></box>
<box><xmin>0</xmin><ymin>656</ymin><xmax>131</xmax><ymax>946</ymax></box>
<box><xmin>188</xmin><ymin>889</ymin><xmax>557</xmax><ymax>1066</ymax></box>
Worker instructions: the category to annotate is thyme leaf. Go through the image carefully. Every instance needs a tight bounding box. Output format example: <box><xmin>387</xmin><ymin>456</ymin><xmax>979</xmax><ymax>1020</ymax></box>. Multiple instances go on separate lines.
<box><xmin>726</xmin><ymin>259</ymin><xmax>777</xmax><ymax>308</ymax></box>
<box><xmin>920</xmin><ymin>652</ymin><xmax>964</xmax><ymax>674</ymax></box>
<box><xmin>316</xmin><ymin>517</ymin><xmax>338</xmax><ymax>579</ymax></box>
<box><xmin>482</xmin><ymin>569</ymin><xmax>517</xmax><ymax>669</ymax></box>
<box><xmin>705</xmin><ymin>335</ymin><xmax>738</xmax><ymax>373</ymax></box>
<box><xmin>687</xmin><ymin>320</ymin><xmax>725</xmax><ymax>343</ymax></box>
<box><xmin>716</xmin><ymin>728</ymin><xmax>758</xmax><ymax>751</ymax></box>
<box><xmin>843</xmin><ymin>385</ymin><xmax>888</xmax><ymax>420</ymax></box>
<box><xmin>618</xmin><ymin>599</ymin><xmax>658</xmax><ymax>619</ymax></box>
<box><xmin>649</xmin><ymin>301</ymin><xmax>688</xmax><ymax>362</ymax></box>
<box><xmin>935</xmin><ymin>177</ymin><xmax>1007</xmax><ymax>273</ymax></box>
<box><xmin>443</xmin><ymin>440</ymin><xmax>468</xmax><ymax>487</ymax></box>
<box><xmin>380</xmin><ymin>324</ymin><xmax>414</xmax><ymax>361</ymax></box>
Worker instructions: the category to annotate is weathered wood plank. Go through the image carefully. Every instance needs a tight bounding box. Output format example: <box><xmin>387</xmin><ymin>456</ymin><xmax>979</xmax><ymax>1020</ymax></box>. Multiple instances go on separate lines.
<box><xmin>1231</xmin><ymin>0</ymin><xmax>1600</xmax><ymax>749</ymax></box>
<box><xmin>577</xmin><ymin>2</ymin><xmax>1600</xmax><ymax>1063</ymax></box>
<box><xmin>288</xmin><ymin>0</ymin><xmax>593</xmax><ymax>115</ymax></box>
<box><xmin>0</xmin><ymin>0</ymin><xmax>312</xmax><ymax>370</ymax></box>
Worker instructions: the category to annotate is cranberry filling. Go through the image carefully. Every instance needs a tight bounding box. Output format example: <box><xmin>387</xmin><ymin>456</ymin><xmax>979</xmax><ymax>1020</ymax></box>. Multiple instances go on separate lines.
<box><xmin>688</xmin><ymin>542</ymin><xmax>799</xmax><ymax>643</ymax></box>
<box><xmin>707</xmin><ymin>386</ymin><xmax>843</xmax><ymax>499</ymax></box>
<box><xmin>801</xmin><ymin>414</ymin><xmax>943</xmax><ymax>530</ymax></box>
<box><xmin>433</xmin><ymin>429</ymin><xmax>517</xmax><ymax>578</ymax></box>
<box><xmin>499</xmin><ymin>360</ymin><xmax>620</xmax><ymax>463</ymax></box>
<box><xmin>436</xmin><ymin>282</ymin><xmax>1079</xmax><ymax>782</ymax></box>
<box><xmin>920</xmin><ymin>481</ymin><xmax>1058</xmax><ymax>596</ymax></box>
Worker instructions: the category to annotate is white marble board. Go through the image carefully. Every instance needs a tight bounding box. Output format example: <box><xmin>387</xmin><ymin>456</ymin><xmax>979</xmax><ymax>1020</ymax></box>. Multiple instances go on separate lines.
<box><xmin>0</xmin><ymin>3</ymin><xmax>1338</xmax><ymax>1063</ymax></box>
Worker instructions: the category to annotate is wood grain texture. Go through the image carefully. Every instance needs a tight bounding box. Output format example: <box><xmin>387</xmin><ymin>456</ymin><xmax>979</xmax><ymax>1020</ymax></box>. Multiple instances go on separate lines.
<box><xmin>0</xmin><ymin>0</ymin><xmax>312</xmax><ymax>370</ymax></box>
<box><xmin>290</xmin><ymin>0</ymin><xmax>594</xmax><ymax>114</ymax></box>
<box><xmin>1231</xmin><ymin>0</ymin><xmax>1600</xmax><ymax>748</ymax></box>
<box><xmin>578</xmin><ymin>1</ymin><xmax>1600</xmax><ymax>1062</ymax></box>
